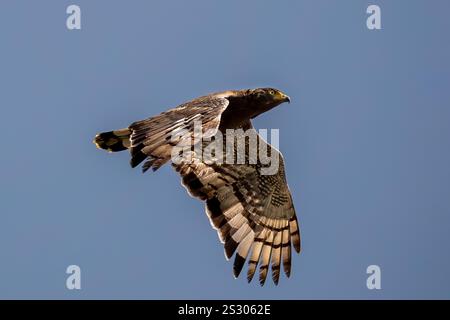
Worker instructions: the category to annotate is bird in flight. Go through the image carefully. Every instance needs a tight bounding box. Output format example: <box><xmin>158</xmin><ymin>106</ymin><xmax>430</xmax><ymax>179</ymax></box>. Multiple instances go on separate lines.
<box><xmin>94</xmin><ymin>88</ymin><xmax>301</xmax><ymax>285</ymax></box>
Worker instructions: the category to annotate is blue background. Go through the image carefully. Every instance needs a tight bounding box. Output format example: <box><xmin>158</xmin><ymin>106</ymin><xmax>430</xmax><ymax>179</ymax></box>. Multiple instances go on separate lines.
<box><xmin>1</xmin><ymin>1</ymin><xmax>449</xmax><ymax>299</ymax></box>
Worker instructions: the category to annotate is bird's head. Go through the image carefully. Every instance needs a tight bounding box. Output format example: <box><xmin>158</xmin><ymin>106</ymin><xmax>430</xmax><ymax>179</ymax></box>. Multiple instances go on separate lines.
<box><xmin>247</xmin><ymin>88</ymin><xmax>291</xmax><ymax>112</ymax></box>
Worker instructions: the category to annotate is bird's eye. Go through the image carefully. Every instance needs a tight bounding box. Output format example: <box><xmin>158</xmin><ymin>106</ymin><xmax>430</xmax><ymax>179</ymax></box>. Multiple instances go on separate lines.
<box><xmin>269</xmin><ymin>90</ymin><xmax>275</xmax><ymax>95</ymax></box>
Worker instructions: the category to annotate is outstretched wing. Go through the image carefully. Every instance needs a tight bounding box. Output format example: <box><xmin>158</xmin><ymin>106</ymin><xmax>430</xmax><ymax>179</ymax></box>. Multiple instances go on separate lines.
<box><xmin>173</xmin><ymin>127</ymin><xmax>301</xmax><ymax>285</ymax></box>
<box><xmin>128</xmin><ymin>96</ymin><xmax>229</xmax><ymax>172</ymax></box>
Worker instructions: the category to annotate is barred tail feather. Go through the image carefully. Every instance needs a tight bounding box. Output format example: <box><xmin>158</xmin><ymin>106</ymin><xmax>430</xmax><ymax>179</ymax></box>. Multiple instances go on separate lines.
<box><xmin>93</xmin><ymin>128</ymin><xmax>131</xmax><ymax>152</ymax></box>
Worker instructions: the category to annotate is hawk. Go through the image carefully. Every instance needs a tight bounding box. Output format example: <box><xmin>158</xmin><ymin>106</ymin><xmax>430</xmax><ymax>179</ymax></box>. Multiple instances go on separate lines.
<box><xmin>94</xmin><ymin>88</ymin><xmax>301</xmax><ymax>285</ymax></box>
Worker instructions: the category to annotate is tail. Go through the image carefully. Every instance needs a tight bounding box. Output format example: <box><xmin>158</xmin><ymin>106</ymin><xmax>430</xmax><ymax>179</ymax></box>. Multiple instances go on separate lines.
<box><xmin>93</xmin><ymin>128</ymin><xmax>131</xmax><ymax>152</ymax></box>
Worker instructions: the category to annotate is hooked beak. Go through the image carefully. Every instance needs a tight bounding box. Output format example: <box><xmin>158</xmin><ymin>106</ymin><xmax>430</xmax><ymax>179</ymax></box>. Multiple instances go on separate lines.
<box><xmin>280</xmin><ymin>93</ymin><xmax>291</xmax><ymax>104</ymax></box>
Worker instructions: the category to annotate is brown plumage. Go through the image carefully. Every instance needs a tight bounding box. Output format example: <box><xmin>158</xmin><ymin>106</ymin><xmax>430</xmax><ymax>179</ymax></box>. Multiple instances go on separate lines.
<box><xmin>93</xmin><ymin>88</ymin><xmax>301</xmax><ymax>285</ymax></box>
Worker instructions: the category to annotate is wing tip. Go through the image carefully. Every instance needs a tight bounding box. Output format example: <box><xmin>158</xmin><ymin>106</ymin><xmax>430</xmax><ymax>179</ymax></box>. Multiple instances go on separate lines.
<box><xmin>232</xmin><ymin>254</ymin><xmax>246</xmax><ymax>278</ymax></box>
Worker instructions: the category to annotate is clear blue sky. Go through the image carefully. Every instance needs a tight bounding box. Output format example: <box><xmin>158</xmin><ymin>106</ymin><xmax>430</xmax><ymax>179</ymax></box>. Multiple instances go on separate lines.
<box><xmin>1</xmin><ymin>0</ymin><xmax>450</xmax><ymax>299</ymax></box>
